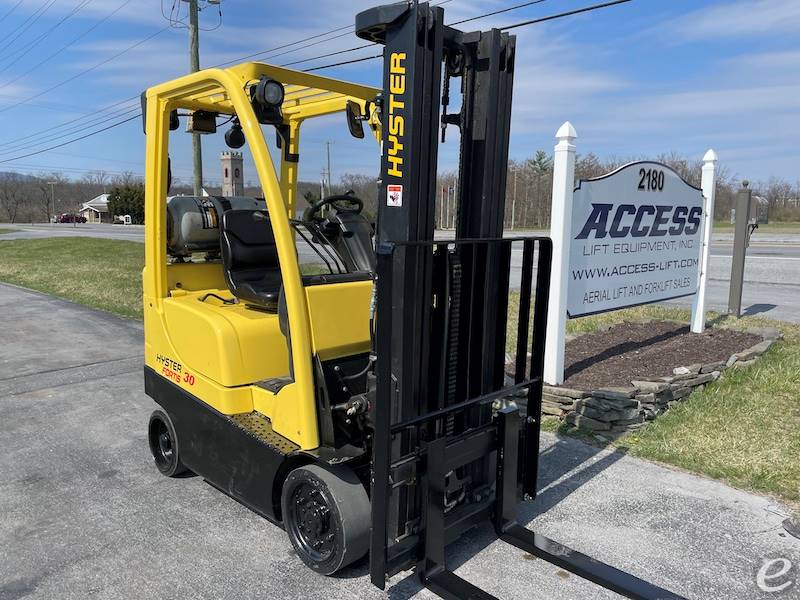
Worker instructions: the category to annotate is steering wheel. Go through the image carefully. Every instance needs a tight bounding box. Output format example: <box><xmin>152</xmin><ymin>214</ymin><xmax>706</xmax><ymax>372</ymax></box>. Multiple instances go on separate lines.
<box><xmin>303</xmin><ymin>193</ymin><xmax>363</xmax><ymax>222</ymax></box>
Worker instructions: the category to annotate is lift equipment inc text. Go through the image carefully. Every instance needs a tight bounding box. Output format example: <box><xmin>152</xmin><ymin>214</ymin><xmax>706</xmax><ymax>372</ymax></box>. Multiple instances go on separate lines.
<box><xmin>567</xmin><ymin>162</ymin><xmax>705</xmax><ymax>317</ymax></box>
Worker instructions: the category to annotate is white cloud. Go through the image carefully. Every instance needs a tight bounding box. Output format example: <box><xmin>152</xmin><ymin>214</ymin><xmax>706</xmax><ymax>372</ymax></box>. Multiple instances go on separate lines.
<box><xmin>0</xmin><ymin>0</ymin><xmax>168</xmax><ymax>27</ymax></box>
<box><xmin>662</xmin><ymin>0</ymin><xmax>800</xmax><ymax>40</ymax></box>
<box><xmin>726</xmin><ymin>49</ymin><xmax>800</xmax><ymax>69</ymax></box>
<box><xmin>507</xmin><ymin>26</ymin><xmax>627</xmax><ymax>136</ymax></box>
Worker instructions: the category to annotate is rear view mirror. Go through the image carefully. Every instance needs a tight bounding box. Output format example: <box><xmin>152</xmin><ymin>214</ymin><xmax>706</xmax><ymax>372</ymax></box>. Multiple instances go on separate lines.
<box><xmin>346</xmin><ymin>100</ymin><xmax>365</xmax><ymax>139</ymax></box>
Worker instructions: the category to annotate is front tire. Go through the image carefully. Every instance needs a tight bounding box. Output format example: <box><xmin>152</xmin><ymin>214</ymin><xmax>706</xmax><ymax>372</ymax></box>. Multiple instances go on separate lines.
<box><xmin>281</xmin><ymin>464</ymin><xmax>370</xmax><ymax>575</ymax></box>
<box><xmin>148</xmin><ymin>409</ymin><xmax>188</xmax><ymax>477</ymax></box>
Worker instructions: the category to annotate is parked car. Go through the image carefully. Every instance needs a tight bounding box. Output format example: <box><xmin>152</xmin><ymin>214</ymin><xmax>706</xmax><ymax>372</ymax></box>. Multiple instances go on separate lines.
<box><xmin>56</xmin><ymin>213</ymin><xmax>87</xmax><ymax>223</ymax></box>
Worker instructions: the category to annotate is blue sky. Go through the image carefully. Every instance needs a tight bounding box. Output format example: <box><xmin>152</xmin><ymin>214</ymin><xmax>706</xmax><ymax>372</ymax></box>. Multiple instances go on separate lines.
<box><xmin>0</xmin><ymin>0</ymin><xmax>796</xmax><ymax>187</ymax></box>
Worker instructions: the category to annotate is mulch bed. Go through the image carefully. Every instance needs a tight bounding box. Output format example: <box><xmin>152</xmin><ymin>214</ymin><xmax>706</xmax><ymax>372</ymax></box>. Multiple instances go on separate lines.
<box><xmin>562</xmin><ymin>321</ymin><xmax>761</xmax><ymax>390</ymax></box>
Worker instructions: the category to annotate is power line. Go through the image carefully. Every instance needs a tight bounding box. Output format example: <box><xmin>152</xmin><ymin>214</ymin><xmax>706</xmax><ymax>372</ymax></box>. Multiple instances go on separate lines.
<box><xmin>298</xmin><ymin>0</ymin><xmax>634</xmax><ymax>70</ymax></box>
<box><xmin>287</xmin><ymin>0</ymin><xmax>548</xmax><ymax>73</ymax></box>
<box><xmin>281</xmin><ymin>43</ymin><xmax>375</xmax><ymax>68</ymax></box>
<box><xmin>32</xmin><ymin>149</ymin><xmax>145</xmax><ymax>166</ymax></box>
<box><xmin>0</xmin><ymin>29</ymin><xmax>417</xmax><ymax>158</ymax></box>
<box><xmin>304</xmin><ymin>53</ymin><xmax>382</xmax><ymax>72</ymax></box>
<box><xmin>0</xmin><ymin>161</ymin><xmax>143</xmax><ymax>177</ymax></box>
<box><xmin>0</xmin><ymin>0</ymin><xmax>450</xmax><ymax>125</ymax></box>
<box><xmin>215</xmin><ymin>0</ymin><xmax>454</xmax><ymax>68</ymax></box>
<box><xmin>0</xmin><ymin>0</ymin><xmax>444</xmax><ymax>159</ymax></box>
<box><xmin>0</xmin><ymin>92</ymin><xmax>89</xmax><ymax>113</ymax></box>
<box><xmin>449</xmin><ymin>0</ymin><xmax>549</xmax><ymax>26</ymax></box>
<box><xmin>0</xmin><ymin>0</ymin><xmax>60</xmax><ymax>57</ymax></box>
<box><xmin>0</xmin><ymin>23</ymin><xmax>363</xmax><ymax>143</ymax></box>
<box><xmin>0</xmin><ymin>0</ymin><xmax>136</xmax><ymax>91</ymax></box>
<box><xmin>0</xmin><ymin>26</ymin><xmax>170</xmax><ymax>115</ymax></box>
<box><xmin>244</xmin><ymin>29</ymin><xmax>359</xmax><ymax>65</ymax></box>
<box><xmin>1</xmin><ymin>0</ymin><xmax>634</xmax><ymax>163</ymax></box>
<box><xmin>163</xmin><ymin>0</ymin><xmax>223</xmax><ymax>32</ymax></box>
<box><xmin>0</xmin><ymin>96</ymin><xmax>139</xmax><ymax>149</ymax></box>
<box><xmin>0</xmin><ymin>114</ymin><xmax>141</xmax><ymax>164</ymax></box>
<box><xmin>214</xmin><ymin>24</ymin><xmax>354</xmax><ymax>68</ymax></box>
<box><xmin>0</xmin><ymin>0</ymin><xmax>26</xmax><ymax>26</ymax></box>
<box><xmin>0</xmin><ymin>0</ymin><xmax>94</xmax><ymax>77</ymax></box>
<box><xmin>500</xmin><ymin>0</ymin><xmax>632</xmax><ymax>30</ymax></box>
<box><xmin>0</xmin><ymin>10</ymin><xmax>356</xmax><ymax>144</ymax></box>
<box><xmin>0</xmin><ymin>105</ymin><xmax>141</xmax><ymax>156</ymax></box>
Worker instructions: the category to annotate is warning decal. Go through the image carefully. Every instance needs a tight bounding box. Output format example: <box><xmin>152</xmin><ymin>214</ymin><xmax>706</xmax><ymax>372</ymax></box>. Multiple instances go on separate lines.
<box><xmin>387</xmin><ymin>184</ymin><xmax>403</xmax><ymax>207</ymax></box>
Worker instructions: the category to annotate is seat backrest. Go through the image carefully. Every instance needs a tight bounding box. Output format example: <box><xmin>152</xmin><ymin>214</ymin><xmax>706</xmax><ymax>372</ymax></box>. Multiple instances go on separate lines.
<box><xmin>219</xmin><ymin>208</ymin><xmax>283</xmax><ymax>308</ymax></box>
<box><xmin>220</xmin><ymin>209</ymin><xmax>279</xmax><ymax>271</ymax></box>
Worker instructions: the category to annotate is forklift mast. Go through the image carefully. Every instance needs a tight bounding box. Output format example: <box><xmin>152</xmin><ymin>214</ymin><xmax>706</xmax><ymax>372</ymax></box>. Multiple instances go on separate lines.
<box><xmin>358</xmin><ymin>3</ymin><xmax>684</xmax><ymax>598</ymax></box>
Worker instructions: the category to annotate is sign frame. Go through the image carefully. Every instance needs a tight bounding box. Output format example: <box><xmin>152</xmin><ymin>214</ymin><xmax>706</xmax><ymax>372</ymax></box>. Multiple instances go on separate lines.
<box><xmin>566</xmin><ymin>160</ymin><xmax>705</xmax><ymax>319</ymax></box>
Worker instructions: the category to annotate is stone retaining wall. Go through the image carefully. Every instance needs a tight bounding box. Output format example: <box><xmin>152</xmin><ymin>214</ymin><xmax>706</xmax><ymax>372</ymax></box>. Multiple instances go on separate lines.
<box><xmin>537</xmin><ymin>326</ymin><xmax>782</xmax><ymax>437</ymax></box>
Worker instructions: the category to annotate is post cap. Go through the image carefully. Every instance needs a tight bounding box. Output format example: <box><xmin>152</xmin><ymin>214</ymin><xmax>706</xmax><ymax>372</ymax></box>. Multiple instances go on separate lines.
<box><xmin>703</xmin><ymin>149</ymin><xmax>717</xmax><ymax>163</ymax></box>
<box><xmin>555</xmin><ymin>121</ymin><xmax>577</xmax><ymax>141</ymax></box>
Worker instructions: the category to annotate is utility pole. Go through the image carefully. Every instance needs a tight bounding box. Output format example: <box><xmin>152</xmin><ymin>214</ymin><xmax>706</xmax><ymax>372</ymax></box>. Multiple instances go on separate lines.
<box><xmin>511</xmin><ymin>166</ymin><xmax>517</xmax><ymax>230</ymax></box>
<box><xmin>186</xmin><ymin>0</ymin><xmax>203</xmax><ymax>195</ymax></box>
<box><xmin>444</xmin><ymin>184</ymin><xmax>450</xmax><ymax>229</ymax></box>
<box><xmin>451</xmin><ymin>180</ymin><xmax>457</xmax><ymax>229</ymax></box>
<box><xmin>47</xmin><ymin>181</ymin><xmax>56</xmax><ymax>223</ymax></box>
<box><xmin>325</xmin><ymin>141</ymin><xmax>333</xmax><ymax>195</ymax></box>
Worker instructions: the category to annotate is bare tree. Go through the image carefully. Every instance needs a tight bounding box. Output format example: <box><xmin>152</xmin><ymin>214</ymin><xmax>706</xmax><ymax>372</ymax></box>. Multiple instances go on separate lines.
<box><xmin>80</xmin><ymin>170</ymin><xmax>110</xmax><ymax>198</ymax></box>
<box><xmin>337</xmin><ymin>173</ymin><xmax>379</xmax><ymax>218</ymax></box>
<box><xmin>0</xmin><ymin>173</ymin><xmax>26</xmax><ymax>223</ymax></box>
<box><xmin>111</xmin><ymin>170</ymin><xmax>142</xmax><ymax>187</ymax></box>
<box><xmin>36</xmin><ymin>182</ymin><xmax>52</xmax><ymax>222</ymax></box>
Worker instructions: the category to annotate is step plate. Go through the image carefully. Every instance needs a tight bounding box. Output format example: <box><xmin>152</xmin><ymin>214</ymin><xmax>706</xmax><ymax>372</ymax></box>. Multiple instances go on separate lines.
<box><xmin>230</xmin><ymin>412</ymin><xmax>298</xmax><ymax>454</ymax></box>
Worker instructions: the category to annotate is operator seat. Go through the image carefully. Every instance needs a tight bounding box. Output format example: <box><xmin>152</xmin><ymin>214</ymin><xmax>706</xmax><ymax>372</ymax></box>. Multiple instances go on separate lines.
<box><xmin>220</xmin><ymin>209</ymin><xmax>282</xmax><ymax>312</ymax></box>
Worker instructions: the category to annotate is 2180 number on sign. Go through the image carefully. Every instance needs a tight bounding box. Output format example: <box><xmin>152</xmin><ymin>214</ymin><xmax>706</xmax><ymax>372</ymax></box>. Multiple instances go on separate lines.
<box><xmin>638</xmin><ymin>168</ymin><xmax>665</xmax><ymax>191</ymax></box>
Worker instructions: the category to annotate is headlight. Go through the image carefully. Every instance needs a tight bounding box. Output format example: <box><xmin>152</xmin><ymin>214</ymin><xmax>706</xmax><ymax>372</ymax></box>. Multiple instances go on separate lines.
<box><xmin>256</xmin><ymin>78</ymin><xmax>285</xmax><ymax>107</ymax></box>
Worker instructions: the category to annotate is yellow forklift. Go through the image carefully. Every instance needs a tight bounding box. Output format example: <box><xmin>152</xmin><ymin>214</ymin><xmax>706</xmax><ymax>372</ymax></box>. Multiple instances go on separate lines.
<box><xmin>142</xmin><ymin>2</ymin><xmax>683</xmax><ymax>598</ymax></box>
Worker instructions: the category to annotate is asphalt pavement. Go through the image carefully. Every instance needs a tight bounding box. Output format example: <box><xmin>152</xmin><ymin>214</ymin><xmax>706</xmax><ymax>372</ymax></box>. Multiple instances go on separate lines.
<box><xmin>1</xmin><ymin>281</ymin><xmax>798</xmax><ymax>599</ymax></box>
<box><xmin>1</xmin><ymin>223</ymin><xmax>146</xmax><ymax>241</ymax></box>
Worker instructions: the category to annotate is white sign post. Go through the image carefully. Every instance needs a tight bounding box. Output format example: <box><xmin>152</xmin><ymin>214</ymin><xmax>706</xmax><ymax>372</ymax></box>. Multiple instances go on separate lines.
<box><xmin>690</xmin><ymin>149</ymin><xmax>718</xmax><ymax>333</ymax></box>
<box><xmin>544</xmin><ymin>122</ymin><xmax>577</xmax><ymax>386</ymax></box>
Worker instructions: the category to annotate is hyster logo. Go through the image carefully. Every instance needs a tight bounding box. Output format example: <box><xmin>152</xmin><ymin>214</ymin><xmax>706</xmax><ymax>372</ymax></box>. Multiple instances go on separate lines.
<box><xmin>386</xmin><ymin>52</ymin><xmax>406</xmax><ymax>178</ymax></box>
<box><xmin>576</xmin><ymin>203</ymin><xmax>702</xmax><ymax>240</ymax></box>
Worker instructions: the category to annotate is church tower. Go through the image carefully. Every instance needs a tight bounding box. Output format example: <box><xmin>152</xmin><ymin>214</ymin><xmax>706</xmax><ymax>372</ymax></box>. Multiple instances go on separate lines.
<box><xmin>220</xmin><ymin>151</ymin><xmax>244</xmax><ymax>196</ymax></box>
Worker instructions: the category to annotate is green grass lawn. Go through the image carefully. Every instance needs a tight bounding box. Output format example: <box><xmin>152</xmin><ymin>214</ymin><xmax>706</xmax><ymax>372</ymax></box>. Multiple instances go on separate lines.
<box><xmin>712</xmin><ymin>221</ymin><xmax>800</xmax><ymax>234</ymax></box>
<box><xmin>0</xmin><ymin>227</ymin><xmax>19</xmax><ymax>234</ymax></box>
<box><xmin>0</xmin><ymin>237</ymin><xmax>143</xmax><ymax>318</ymax></box>
<box><xmin>620</xmin><ymin>315</ymin><xmax>800</xmax><ymax>506</ymax></box>
<box><xmin>1</xmin><ymin>237</ymin><xmax>798</xmax><ymax>507</ymax></box>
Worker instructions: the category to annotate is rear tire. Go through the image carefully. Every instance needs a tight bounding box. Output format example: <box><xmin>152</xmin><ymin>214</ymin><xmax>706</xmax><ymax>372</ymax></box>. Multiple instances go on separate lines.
<box><xmin>281</xmin><ymin>464</ymin><xmax>370</xmax><ymax>575</ymax></box>
<box><xmin>148</xmin><ymin>409</ymin><xmax>188</xmax><ymax>477</ymax></box>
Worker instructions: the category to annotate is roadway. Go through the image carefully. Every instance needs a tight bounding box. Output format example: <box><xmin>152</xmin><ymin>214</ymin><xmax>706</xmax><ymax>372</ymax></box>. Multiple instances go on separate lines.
<box><xmin>3</xmin><ymin>223</ymin><xmax>800</xmax><ymax>322</ymax></box>
<box><xmin>2</xmin><ymin>223</ymin><xmax>147</xmax><ymax>242</ymax></box>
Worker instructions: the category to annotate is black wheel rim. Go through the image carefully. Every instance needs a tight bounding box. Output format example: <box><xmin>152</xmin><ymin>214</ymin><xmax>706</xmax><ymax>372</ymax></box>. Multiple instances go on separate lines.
<box><xmin>150</xmin><ymin>418</ymin><xmax>175</xmax><ymax>472</ymax></box>
<box><xmin>287</xmin><ymin>480</ymin><xmax>337</xmax><ymax>564</ymax></box>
